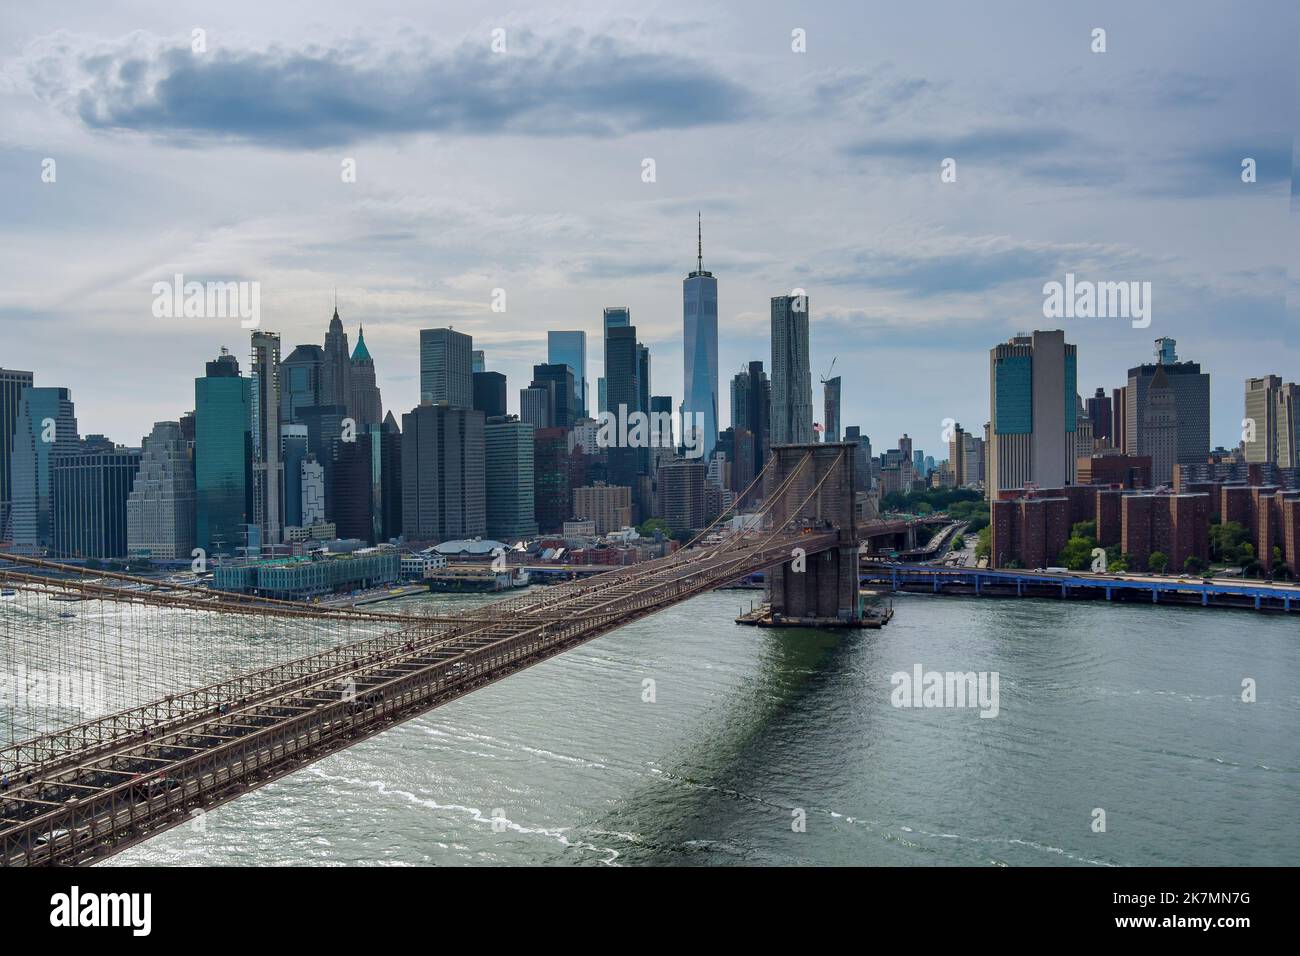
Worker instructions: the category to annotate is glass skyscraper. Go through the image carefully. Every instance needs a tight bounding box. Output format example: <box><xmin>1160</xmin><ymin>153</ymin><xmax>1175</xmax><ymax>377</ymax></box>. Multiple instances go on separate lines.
<box><xmin>280</xmin><ymin>344</ymin><xmax>323</xmax><ymax>425</ymax></box>
<box><xmin>485</xmin><ymin>417</ymin><xmax>538</xmax><ymax>542</ymax></box>
<box><xmin>52</xmin><ymin>446</ymin><xmax>141</xmax><ymax>559</ymax></box>
<box><xmin>547</xmin><ymin>330</ymin><xmax>587</xmax><ymax>418</ymax></box>
<box><xmin>531</xmin><ymin>364</ymin><xmax>576</xmax><ymax>429</ymax></box>
<box><xmin>419</xmin><ymin>328</ymin><xmax>473</xmax><ymax>408</ymax></box>
<box><xmin>0</xmin><ymin>367</ymin><xmax>35</xmax><ymax>538</ymax></box>
<box><xmin>604</xmin><ymin>325</ymin><xmax>640</xmax><ymax>489</ymax></box>
<box><xmin>987</xmin><ymin>330</ymin><xmax>1078</xmax><ymax>496</ymax></box>
<box><xmin>9</xmin><ymin>385</ymin><xmax>78</xmax><ymax>552</ymax></box>
<box><xmin>250</xmin><ymin>331</ymin><xmax>283</xmax><ymax>547</ymax></box>
<box><xmin>599</xmin><ymin>308</ymin><xmax>630</xmax><ymax>415</ymax></box>
<box><xmin>195</xmin><ymin>349</ymin><xmax>252</xmax><ymax>556</ymax></box>
<box><xmin>770</xmin><ymin>294</ymin><xmax>814</xmax><ymax>446</ymax></box>
<box><xmin>682</xmin><ymin>217</ymin><xmax>718</xmax><ymax>460</ymax></box>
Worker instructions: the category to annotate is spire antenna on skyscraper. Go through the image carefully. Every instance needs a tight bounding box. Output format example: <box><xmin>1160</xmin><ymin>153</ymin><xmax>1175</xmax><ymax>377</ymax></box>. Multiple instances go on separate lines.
<box><xmin>697</xmin><ymin>211</ymin><xmax>703</xmax><ymax>273</ymax></box>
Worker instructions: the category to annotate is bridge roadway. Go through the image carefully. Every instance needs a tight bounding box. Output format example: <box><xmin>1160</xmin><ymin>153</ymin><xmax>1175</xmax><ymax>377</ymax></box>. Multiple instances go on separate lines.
<box><xmin>0</xmin><ymin>528</ymin><xmax>839</xmax><ymax>866</ymax></box>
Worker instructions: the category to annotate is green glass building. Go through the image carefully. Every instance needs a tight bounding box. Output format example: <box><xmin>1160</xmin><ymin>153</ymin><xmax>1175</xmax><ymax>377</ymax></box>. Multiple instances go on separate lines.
<box><xmin>195</xmin><ymin>350</ymin><xmax>252</xmax><ymax>556</ymax></box>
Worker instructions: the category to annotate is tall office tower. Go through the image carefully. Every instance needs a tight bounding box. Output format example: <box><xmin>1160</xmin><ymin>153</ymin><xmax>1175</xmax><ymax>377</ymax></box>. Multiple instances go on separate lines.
<box><xmin>473</xmin><ymin>371</ymin><xmax>508</xmax><ymax>418</ymax></box>
<box><xmin>1125</xmin><ymin>341</ymin><xmax>1210</xmax><ymax>472</ymax></box>
<box><xmin>1277</xmin><ymin>383</ymin><xmax>1300</xmax><ymax>468</ymax></box>
<box><xmin>0</xmin><ymin>367</ymin><xmax>35</xmax><ymax>537</ymax></box>
<box><xmin>472</xmin><ymin>350</ymin><xmax>486</xmax><ymax>374</ymax></box>
<box><xmin>127</xmin><ymin>421</ymin><xmax>196</xmax><ymax>560</ymax></box>
<box><xmin>659</xmin><ymin>459</ymin><xmax>709</xmax><ymax>532</ymax></box>
<box><xmin>548</xmin><ymin>331</ymin><xmax>588</xmax><ymax>418</ymax></box>
<box><xmin>195</xmin><ymin>349</ymin><xmax>251</xmax><ymax>556</ymax></box>
<box><xmin>533</xmin><ymin>426</ymin><xmax>572</xmax><ymax>533</ymax></box>
<box><xmin>650</xmin><ymin>394</ymin><xmax>676</xmax><ymax>471</ymax></box>
<box><xmin>949</xmin><ymin>423</ymin><xmax>967</xmax><ymax>485</ymax></box>
<box><xmin>332</xmin><ymin>422</ymin><xmax>396</xmax><ymax>545</ymax></box>
<box><xmin>1086</xmin><ymin>387</ymin><xmax>1112</xmax><ymax>445</ymax></box>
<box><xmin>485</xmin><ymin>417</ymin><xmax>538</xmax><ymax>542</ymax></box>
<box><xmin>322</xmin><ymin>306</ymin><xmax>352</xmax><ymax>414</ymax></box>
<box><xmin>301</xmin><ymin>457</ymin><xmax>326</xmax><ymax>525</ymax></box>
<box><xmin>400</xmin><ymin>404</ymin><xmax>485</xmax><ymax>542</ymax></box>
<box><xmin>604</xmin><ymin>325</ymin><xmax>641</xmax><ymax>489</ymax></box>
<box><xmin>280</xmin><ymin>345</ymin><xmax>324</xmax><ymax>425</ymax></box>
<box><xmin>1112</xmin><ymin>386</ymin><xmax>1128</xmax><ymax>453</ymax></box>
<box><xmin>419</xmin><ymin>328</ymin><xmax>473</xmax><ymax>408</ymax></box>
<box><xmin>250</xmin><ymin>331</ymin><xmax>283</xmax><ymax>548</ymax></box>
<box><xmin>844</xmin><ymin>425</ymin><xmax>869</xmax><ymax>492</ymax></box>
<box><xmin>9</xmin><ymin>387</ymin><xmax>79</xmax><ymax>552</ymax></box>
<box><xmin>731</xmin><ymin>361</ymin><xmax>771</xmax><ymax>468</ymax></box>
<box><xmin>822</xmin><ymin>376</ymin><xmax>842</xmax><ymax>443</ymax></box>
<box><xmin>298</xmin><ymin>403</ymin><xmax>347</xmax><ymax>523</ymax></box>
<box><xmin>981</xmin><ymin>424</ymin><xmax>989</xmax><ymax>483</ymax></box>
<box><xmin>682</xmin><ymin>217</ymin><xmax>719</xmax><ymax>461</ymax></box>
<box><xmin>53</xmin><ymin>445</ymin><xmax>141</xmax><ymax>559</ymax></box>
<box><xmin>281</xmin><ymin>424</ymin><xmax>308</xmax><ymax>529</ymax></box>
<box><xmin>636</xmin><ymin>344</ymin><xmax>651</xmax><ymax>477</ymax></box>
<box><xmin>349</xmin><ymin>326</ymin><xmax>383</xmax><ymax>427</ymax></box>
<box><xmin>600</xmin><ymin>307</ymin><xmax>631</xmax><ymax>415</ymax></box>
<box><xmin>637</xmin><ymin>345</ymin><xmax>651</xmax><ymax>420</ymax></box>
<box><xmin>331</xmin><ymin>428</ymin><xmax>371</xmax><ymax>542</ymax></box>
<box><xmin>1144</xmin><ymin>366</ymin><xmax>1178</xmax><ymax>485</ymax></box>
<box><xmin>532</xmin><ymin>363</ymin><xmax>576</xmax><ymax>428</ymax></box>
<box><xmin>913</xmin><ymin>450</ymin><xmax>925</xmax><ymax>478</ymax></box>
<box><xmin>770</xmin><ymin>294</ymin><xmax>813</xmax><ymax>445</ymax></box>
<box><xmin>898</xmin><ymin>434</ymin><xmax>915</xmax><ymax>487</ymax></box>
<box><xmin>1074</xmin><ymin>395</ymin><xmax>1095</xmax><ymax>467</ymax></box>
<box><xmin>987</xmin><ymin>330</ymin><xmax>1078</xmax><ymax>497</ymax></box>
<box><xmin>1244</xmin><ymin>375</ymin><xmax>1283</xmax><ymax>463</ymax></box>
<box><xmin>519</xmin><ymin>386</ymin><xmax>552</xmax><ymax>429</ymax></box>
<box><xmin>379</xmin><ymin>412</ymin><xmax>403</xmax><ymax>542</ymax></box>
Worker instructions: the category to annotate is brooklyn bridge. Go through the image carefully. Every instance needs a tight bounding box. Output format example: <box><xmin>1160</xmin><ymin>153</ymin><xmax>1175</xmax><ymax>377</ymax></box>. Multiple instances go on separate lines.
<box><xmin>0</xmin><ymin>443</ymin><xmax>918</xmax><ymax>866</ymax></box>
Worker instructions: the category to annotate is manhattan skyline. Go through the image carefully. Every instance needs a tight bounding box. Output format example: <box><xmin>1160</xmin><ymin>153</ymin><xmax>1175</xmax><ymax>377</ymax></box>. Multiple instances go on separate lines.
<box><xmin>1</xmin><ymin>0</ymin><xmax>1295</xmax><ymax>453</ymax></box>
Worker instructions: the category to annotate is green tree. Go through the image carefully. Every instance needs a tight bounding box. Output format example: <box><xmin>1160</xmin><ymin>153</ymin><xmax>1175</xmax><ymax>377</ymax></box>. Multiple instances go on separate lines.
<box><xmin>638</xmin><ymin>518</ymin><xmax>670</xmax><ymax>538</ymax></box>
<box><xmin>1107</xmin><ymin>554</ymin><xmax>1129</xmax><ymax>572</ymax></box>
<box><xmin>1148</xmin><ymin>551</ymin><xmax>1169</xmax><ymax>573</ymax></box>
<box><xmin>951</xmin><ymin>534</ymin><xmax>966</xmax><ymax>550</ymax></box>
<box><xmin>1070</xmin><ymin>520</ymin><xmax>1097</xmax><ymax>541</ymax></box>
<box><xmin>1058</xmin><ymin>535</ymin><xmax>1096</xmax><ymax>571</ymax></box>
<box><xmin>975</xmin><ymin>526</ymin><xmax>991</xmax><ymax>560</ymax></box>
<box><xmin>880</xmin><ymin>487</ymin><xmax>983</xmax><ymax>513</ymax></box>
<box><xmin>1184</xmin><ymin>556</ymin><xmax>1205</xmax><ymax>574</ymax></box>
<box><xmin>1209</xmin><ymin>521</ymin><xmax>1250</xmax><ymax>565</ymax></box>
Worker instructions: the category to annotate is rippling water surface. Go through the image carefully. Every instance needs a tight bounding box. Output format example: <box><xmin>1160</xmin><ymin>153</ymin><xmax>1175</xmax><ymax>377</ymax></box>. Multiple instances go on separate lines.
<box><xmin>83</xmin><ymin>590</ymin><xmax>1300</xmax><ymax>866</ymax></box>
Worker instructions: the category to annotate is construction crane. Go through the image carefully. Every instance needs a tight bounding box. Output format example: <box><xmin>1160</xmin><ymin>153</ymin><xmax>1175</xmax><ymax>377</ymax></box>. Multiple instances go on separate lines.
<box><xmin>820</xmin><ymin>356</ymin><xmax>837</xmax><ymax>384</ymax></box>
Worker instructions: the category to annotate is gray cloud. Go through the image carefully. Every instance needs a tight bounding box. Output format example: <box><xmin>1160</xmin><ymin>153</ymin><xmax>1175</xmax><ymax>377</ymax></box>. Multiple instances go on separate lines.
<box><xmin>25</xmin><ymin>30</ymin><xmax>757</xmax><ymax>147</ymax></box>
<box><xmin>843</xmin><ymin>126</ymin><xmax>1073</xmax><ymax>164</ymax></box>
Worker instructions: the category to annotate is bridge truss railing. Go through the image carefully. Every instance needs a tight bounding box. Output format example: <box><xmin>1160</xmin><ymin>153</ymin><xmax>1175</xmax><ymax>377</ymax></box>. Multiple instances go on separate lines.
<box><xmin>2</xmin><ymin>527</ymin><xmax>834</xmax><ymax>865</ymax></box>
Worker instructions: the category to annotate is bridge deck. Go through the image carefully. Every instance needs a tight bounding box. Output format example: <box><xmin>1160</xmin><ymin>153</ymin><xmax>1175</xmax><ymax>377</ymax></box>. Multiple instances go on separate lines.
<box><xmin>0</xmin><ymin>530</ymin><xmax>839</xmax><ymax>866</ymax></box>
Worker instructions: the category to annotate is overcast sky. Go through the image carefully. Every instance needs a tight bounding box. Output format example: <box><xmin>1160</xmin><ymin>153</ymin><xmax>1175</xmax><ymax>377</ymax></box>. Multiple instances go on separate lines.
<box><xmin>1</xmin><ymin>0</ymin><xmax>1295</xmax><ymax>458</ymax></box>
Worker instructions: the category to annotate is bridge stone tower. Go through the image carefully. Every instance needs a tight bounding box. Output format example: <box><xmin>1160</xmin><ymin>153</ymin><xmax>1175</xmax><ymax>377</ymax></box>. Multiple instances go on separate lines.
<box><xmin>764</xmin><ymin>442</ymin><xmax>861</xmax><ymax>624</ymax></box>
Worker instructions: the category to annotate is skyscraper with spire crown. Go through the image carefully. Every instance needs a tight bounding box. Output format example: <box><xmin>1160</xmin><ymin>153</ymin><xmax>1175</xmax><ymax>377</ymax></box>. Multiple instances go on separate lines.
<box><xmin>322</xmin><ymin>297</ymin><xmax>352</xmax><ymax>417</ymax></box>
<box><xmin>349</xmin><ymin>325</ymin><xmax>383</xmax><ymax>427</ymax></box>
<box><xmin>683</xmin><ymin>213</ymin><xmax>719</xmax><ymax>461</ymax></box>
